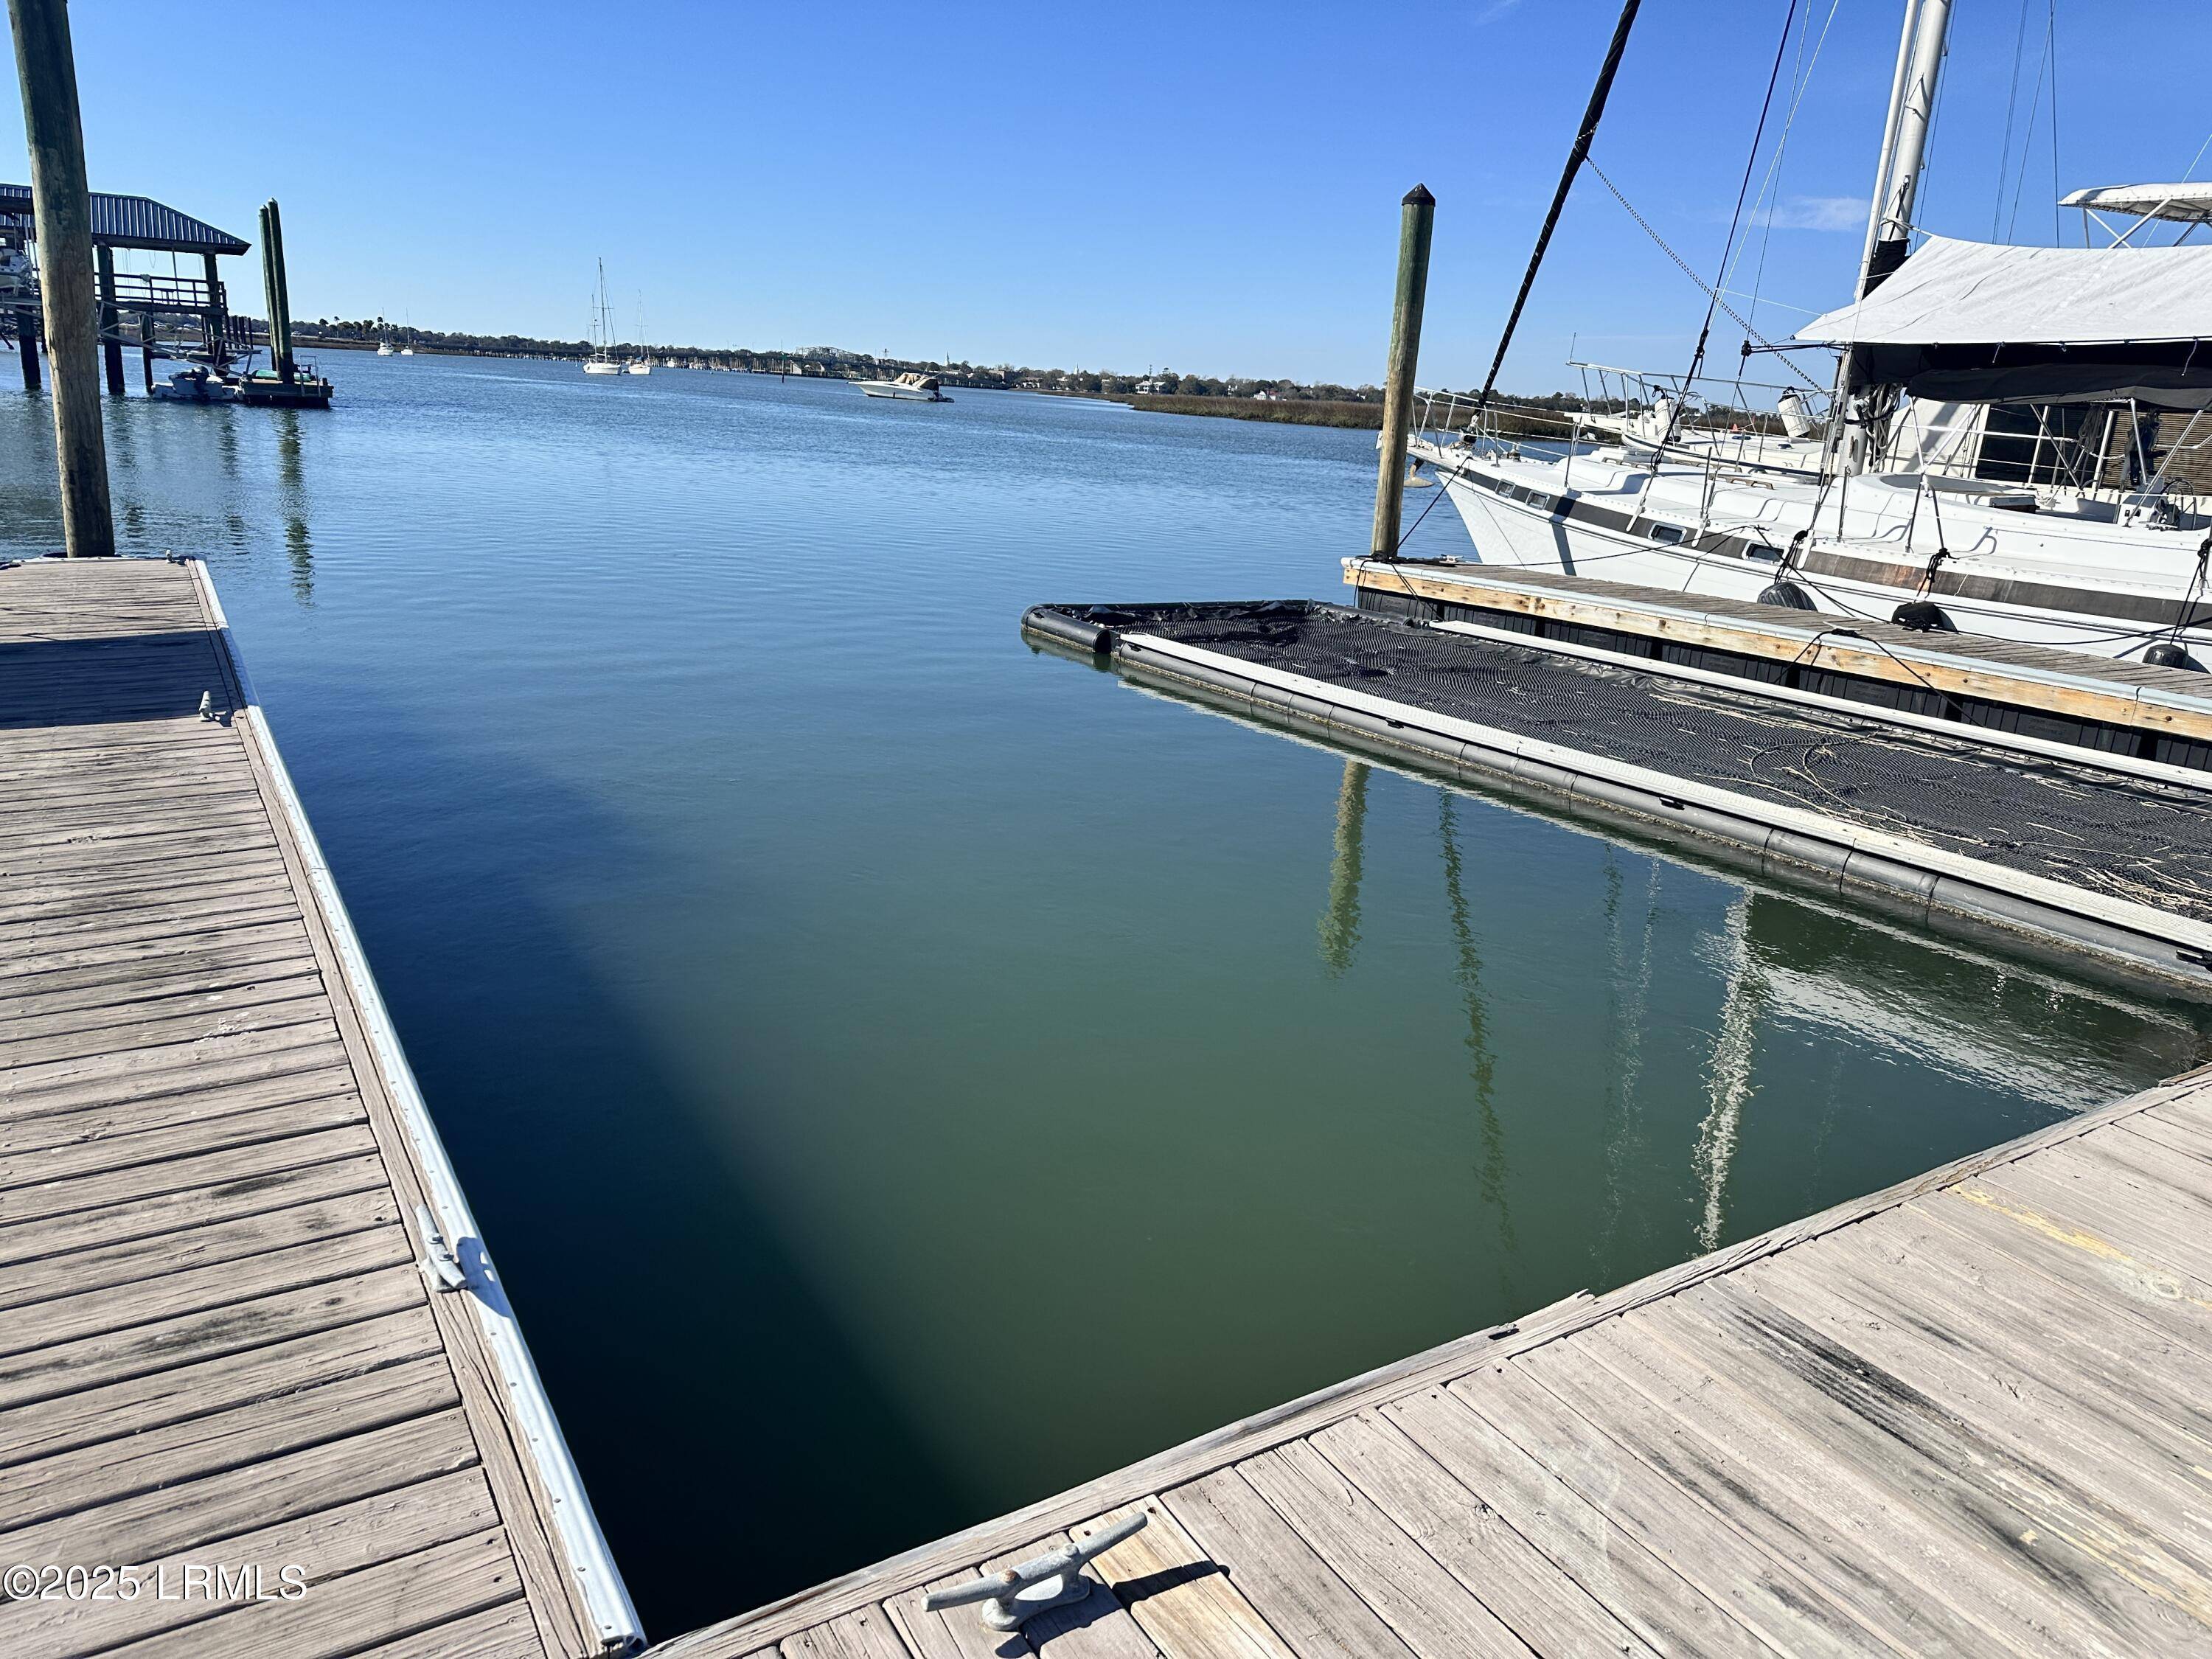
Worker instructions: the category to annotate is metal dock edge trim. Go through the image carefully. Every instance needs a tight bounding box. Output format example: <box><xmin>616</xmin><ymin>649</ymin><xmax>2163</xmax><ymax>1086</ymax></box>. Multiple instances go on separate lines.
<box><xmin>1111</xmin><ymin>627</ymin><xmax>2212</xmax><ymax>985</ymax></box>
<box><xmin>185</xmin><ymin>559</ymin><xmax>644</xmax><ymax>1654</ymax></box>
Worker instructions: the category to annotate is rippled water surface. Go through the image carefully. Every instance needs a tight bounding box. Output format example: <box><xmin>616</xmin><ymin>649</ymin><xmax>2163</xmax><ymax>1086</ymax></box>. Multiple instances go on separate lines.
<box><xmin>3</xmin><ymin>358</ymin><xmax>2203</xmax><ymax>1637</ymax></box>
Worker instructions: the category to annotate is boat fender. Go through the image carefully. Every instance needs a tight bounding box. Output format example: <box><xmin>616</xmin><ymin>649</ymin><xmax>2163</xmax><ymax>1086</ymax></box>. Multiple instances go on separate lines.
<box><xmin>1020</xmin><ymin>605</ymin><xmax>1112</xmax><ymax>655</ymax></box>
<box><xmin>2145</xmin><ymin>640</ymin><xmax>2205</xmax><ymax>672</ymax></box>
<box><xmin>1757</xmin><ymin>580</ymin><xmax>1817</xmax><ymax>611</ymax></box>
<box><xmin>1891</xmin><ymin>601</ymin><xmax>1956</xmax><ymax>633</ymax></box>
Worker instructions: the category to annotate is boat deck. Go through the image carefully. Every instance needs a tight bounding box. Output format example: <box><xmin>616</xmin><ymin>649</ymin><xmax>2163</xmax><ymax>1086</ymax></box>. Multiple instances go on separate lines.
<box><xmin>660</xmin><ymin>1062</ymin><xmax>2212</xmax><ymax>1658</ymax></box>
<box><xmin>0</xmin><ymin>558</ymin><xmax>631</xmax><ymax>1658</ymax></box>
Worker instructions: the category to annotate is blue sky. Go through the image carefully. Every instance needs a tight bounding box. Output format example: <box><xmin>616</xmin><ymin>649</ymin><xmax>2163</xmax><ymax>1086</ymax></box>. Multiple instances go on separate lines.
<box><xmin>11</xmin><ymin>1</ymin><xmax>2210</xmax><ymax>390</ymax></box>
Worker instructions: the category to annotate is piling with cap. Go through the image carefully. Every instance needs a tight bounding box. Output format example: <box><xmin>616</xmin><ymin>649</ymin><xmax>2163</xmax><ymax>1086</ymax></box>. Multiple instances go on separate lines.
<box><xmin>7</xmin><ymin>0</ymin><xmax>114</xmax><ymax>554</ymax></box>
<box><xmin>1371</xmin><ymin>184</ymin><xmax>1436</xmax><ymax>560</ymax></box>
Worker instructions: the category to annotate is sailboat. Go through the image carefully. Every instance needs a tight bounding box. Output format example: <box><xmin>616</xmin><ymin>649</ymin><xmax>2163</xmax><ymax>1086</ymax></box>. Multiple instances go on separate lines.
<box><xmin>582</xmin><ymin>261</ymin><xmax>625</xmax><ymax>375</ymax></box>
<box><xmin>1407</xmin><ymin>0</ymin><xmax>2212</xmax><ymax>669</ymax></box>
<box><xmin>625</xmin><ymin>297</ymin><xmax>652</xmax><ymax>375</ymax></box>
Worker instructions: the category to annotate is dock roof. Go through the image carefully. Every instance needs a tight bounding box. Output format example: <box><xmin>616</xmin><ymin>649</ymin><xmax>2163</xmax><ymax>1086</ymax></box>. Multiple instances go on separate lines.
<box><xmin>0</xmin><ymin>183</ymin><xmax>248</xmax><ymax>254</ymax></box>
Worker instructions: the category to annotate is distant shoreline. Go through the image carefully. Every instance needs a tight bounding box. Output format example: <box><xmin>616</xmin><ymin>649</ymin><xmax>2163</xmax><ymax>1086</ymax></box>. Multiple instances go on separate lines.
<box><xmin>1113</xmin><ymin>393</ymin><xmax>1386</xmax><ymax>428</ymax></box>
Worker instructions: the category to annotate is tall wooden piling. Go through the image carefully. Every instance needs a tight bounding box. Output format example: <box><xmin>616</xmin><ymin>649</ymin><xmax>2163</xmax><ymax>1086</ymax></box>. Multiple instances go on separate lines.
<box><xmin>12</xmin><ymin>303</ymin><xmax>36</xmax><ymax>390</ymax></box>
<box><xmin>95</xmin><ymin>240</ymin><xmax>122</xmax><ymax>394</ymax></box>
<box><xmin>258</xmin><ymin>198</ymin><xmax>294</xmax><ymax>383</ymax></box>
<box><xmin>1371</xmin><ymin>184</ymin><xmax>1435</xmax><ymax>560</ymax></box>
<box><xmin>7</xmin><ymin>0</ymin><xmax>114</xmax><ymax>554</ymax></box>
<box><xmin>200</xmin><ymin>249</ymin><xmax>223</xmax><ymax>364</ymax></box>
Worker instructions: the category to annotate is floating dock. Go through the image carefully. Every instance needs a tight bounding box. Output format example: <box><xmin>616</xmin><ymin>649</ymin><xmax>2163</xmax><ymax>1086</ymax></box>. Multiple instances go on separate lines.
<box><xmin>0</xmin><ymin>558</ymin><xmax>636</xmax><ymax>1657</ymax></box>
<box><xmin>1343</xmin><ymin>556</ymin><xmax>2212</xmax><ymax>772</ymax></box>
<box><xmin>1023</xmin><ymin>598</ymin><xmax>2212</xmax><ymax>991</ymax></box>
<box><xmin>662</xmin><ymin>1062</ymin><xmax>2212</xmax><ymax>1658</ymax></box>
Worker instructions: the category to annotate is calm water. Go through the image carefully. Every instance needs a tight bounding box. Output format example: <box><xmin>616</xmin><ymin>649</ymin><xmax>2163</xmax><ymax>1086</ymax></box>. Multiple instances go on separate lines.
<box><xmin>4</xmin><ymin>358</ymin><xmax>2205</xmax><ymax>1636</ymax></box>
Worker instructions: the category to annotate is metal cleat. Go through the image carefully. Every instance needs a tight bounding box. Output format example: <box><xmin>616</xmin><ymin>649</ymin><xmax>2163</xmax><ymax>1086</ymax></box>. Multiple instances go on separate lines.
<box><xmin>415</xmin><ymin>1203</ymin><xmax>469</xmax><ymax>1292</ymax></box>
<box><xmin>198</xmin><ymin>691</ymin><xmax>218</xmax><ymax>720</ymax></box>
<box><xmin>923</xmin><ymin>1510</ymin><xmax>1148</xmax><ymax>1632</ymax></box>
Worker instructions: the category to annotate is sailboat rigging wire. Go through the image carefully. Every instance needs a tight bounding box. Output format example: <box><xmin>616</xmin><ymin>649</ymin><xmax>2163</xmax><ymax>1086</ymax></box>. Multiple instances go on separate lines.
<box><xmin>1582</xmin><ymin>161</ymin><xmax>1823</xmax><ymax>393</ymax></box>
<box><xmin>1475</xmin><ymin>0</ymin><xmax>1644</xmax><ymax>411</ymax></box>
<box><xmin>1668</xmin><ymin>0</ymin><xmax>1801</xmax><ymax>443</ymax></box>
<box><xmin>1993</xmin><ymin>0</ymin><xmax>2034</xmax><ymax>241</ymax></box>
<box><xmin>1730</xmin><ymin>0</ymin><xmax>1843</xmax><ymax>341</ymax></box>
<box><xmin>2003</xmin><ymin>4</ymin><xmax>2056</xmax><ymax>244</ymax></box>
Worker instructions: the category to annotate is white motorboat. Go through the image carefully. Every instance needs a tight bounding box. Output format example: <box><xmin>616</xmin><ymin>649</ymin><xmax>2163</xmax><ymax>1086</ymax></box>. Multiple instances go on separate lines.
<box><xmin>858</xmin><ymin>372</ymin><xmax>951</xmax><ymax>403</ymax></box>
<box><xmin>149</xmin><ymin>366</ymin><xmax>238</xmax><ymax>403</ymax></box>
<box><xmin>1418</xmin><ymin>0</ymin><xmax>2212</xmax><ymax>669</ymax></box>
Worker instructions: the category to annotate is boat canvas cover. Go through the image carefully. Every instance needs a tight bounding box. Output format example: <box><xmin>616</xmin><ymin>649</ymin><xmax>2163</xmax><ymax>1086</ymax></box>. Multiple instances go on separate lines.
<box><xmin>1798</xmin><ymin>236</ymin><xmax>2212</xmax><ymax>408</ymax></box>
<box><xmin>1798</xmin><ymin>236</ymin><xmax>2212</xmax><ymax>348</ymax></box>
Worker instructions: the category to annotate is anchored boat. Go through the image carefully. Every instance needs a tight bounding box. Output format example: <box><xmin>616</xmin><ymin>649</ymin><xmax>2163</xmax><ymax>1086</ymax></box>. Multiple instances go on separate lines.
<box><xmin>1416</xmin><ymin>0</ymin><xmax>2212</xmax><ymax>668</ymax></box>
<box><xmin>582</xmin><ymin>259</ymin><xmax>625</xmax><ymax>375</ymax></box>
<box><xmin>858</xmin><ymin>371</ymin><xmax>951</xmax><ymax>402</ymax></box>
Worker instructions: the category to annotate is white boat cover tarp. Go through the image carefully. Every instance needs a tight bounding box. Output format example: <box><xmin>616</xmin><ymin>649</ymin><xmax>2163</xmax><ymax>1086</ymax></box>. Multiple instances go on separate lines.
<box><xmin>1796</xmin><ymin>234</ymin><xmax>2212</xmax><ymax>347</ymax></box>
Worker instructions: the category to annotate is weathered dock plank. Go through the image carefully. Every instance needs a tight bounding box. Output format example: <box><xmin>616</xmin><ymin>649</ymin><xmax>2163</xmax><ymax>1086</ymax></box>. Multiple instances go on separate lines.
<box><xmin>658</xmin><ymin>1064</ymin><xmax>2212</xmax><ymax>1658</ymax></box>
<box><xmin>0</xmin><ymin>558</ymin><xmax>636</xmax><ymax>1657</ymax></box>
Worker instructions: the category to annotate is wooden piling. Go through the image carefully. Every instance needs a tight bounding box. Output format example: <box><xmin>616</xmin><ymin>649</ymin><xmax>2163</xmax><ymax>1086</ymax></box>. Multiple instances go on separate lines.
<box><xmin>7</xmin><ymin>0</ymin><xmax>114</xmax><ymax>554</ymax></box>
<box><xmin>95</xmin><ymin>240</ymin><xmax>122</xmax><ymax>394</ymax></box>
<box><xmin>12</xmin><ymin>303</ymin><xmax>36</xmax><ymax>390</ymax></box>
<box><xmin>258</xmin><ymin>198</ymin><xmax>294</xmax><ymax>383</ymax></box>
<box><xmin>200</xmin><ymin>248</ymin><xmax>223</xmax><ymax>363</ymax></box>
<box><xmin>1371</xmin><ymin>184</ymin><xmax>1435</xmax><ymax>560</ymax></box>
<box><xmin>137</xmin><ymin>307</ymin><xmax>153</xmax><ymax>391</ymax></box>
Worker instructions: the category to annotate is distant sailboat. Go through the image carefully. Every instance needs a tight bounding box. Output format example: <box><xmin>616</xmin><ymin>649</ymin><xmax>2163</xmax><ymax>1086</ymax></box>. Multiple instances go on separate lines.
<box><xmin>583</xmin><ymin>261</ymin><xmax>625</xmax><ymax>375</ymax></box>
<box><xmin>625</xmin><ymin>296</ymin><xmax>652</xmax><ymax>375</ymax></box>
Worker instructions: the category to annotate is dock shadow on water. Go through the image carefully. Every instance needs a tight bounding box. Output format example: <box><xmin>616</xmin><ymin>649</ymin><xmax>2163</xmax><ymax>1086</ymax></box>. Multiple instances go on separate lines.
<box><xmin>4</xmin><ymin>361</ymin><xmax>2207</xmax><ymax>1633</ymax></box>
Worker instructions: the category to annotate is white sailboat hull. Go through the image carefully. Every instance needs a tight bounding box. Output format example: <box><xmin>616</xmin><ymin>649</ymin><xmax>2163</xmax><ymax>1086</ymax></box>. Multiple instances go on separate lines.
<box><xmin>1415</xmin><ymin>436</ymin><xmax>2212</xmax><ymax>662</ymax></box>
<box><xmin>582</xmin><ymin>360</ymin><xmax>624</xmax><ymax>375</ymax></box>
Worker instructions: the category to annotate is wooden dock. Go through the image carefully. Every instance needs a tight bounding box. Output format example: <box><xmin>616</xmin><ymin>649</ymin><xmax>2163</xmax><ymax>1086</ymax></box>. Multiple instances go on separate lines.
<box><xmin>0</xmin><ymin>557</ymin><xmax>636</xmax><ymax>1658</ymax></box>
<box><xmin>1343</xmin><ymin>556</ymin><xmax>2212</xmax><ymax>768</ymax></box>
<box><xmin>664</xmin><ymin>1062</ymin><xmax>2212</xmax><ymax>1658</ymax></box>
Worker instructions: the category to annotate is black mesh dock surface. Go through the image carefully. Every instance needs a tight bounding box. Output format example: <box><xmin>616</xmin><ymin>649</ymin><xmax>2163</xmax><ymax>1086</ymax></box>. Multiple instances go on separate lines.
<box><xmin>1042</xmin><ymin>601</ymin><xmax>2212</xmax><ymax>925</ymax></box>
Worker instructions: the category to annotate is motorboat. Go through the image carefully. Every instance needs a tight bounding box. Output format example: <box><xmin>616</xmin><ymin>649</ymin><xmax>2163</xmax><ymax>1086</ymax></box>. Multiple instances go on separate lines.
<box><xmin>858</xmin><ymin>372</ymin><xmax>952</xmax><ymax>403</ymax></box>
<box><xmin>149</xmin><ymin>366</ymin><xmax>237</xmax><ymax>403</ymax></box>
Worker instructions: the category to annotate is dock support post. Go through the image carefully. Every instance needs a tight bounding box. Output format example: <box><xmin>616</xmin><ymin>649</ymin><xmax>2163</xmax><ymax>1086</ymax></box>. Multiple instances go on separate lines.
<box><xmin>138</xmin><ymin>308</ymin><xmax>153</xmax><ymax>391</ymax></box>
<box><xmin>1371</xmin><ymin>184</ymin><xmax>1435</xmax><ymax>560</ymax></box>
<box><xmin>13</xmin><ymin>306</ymin><xmax>37</xmax><ymax>390</ymax></box>
<box><xmin>257</xmin><ymin>199</ymin><xmax>293</xmax><ymax>383</ymax></box>
<box><xmin>200</xmin><ymin>249</ymin><xmax>223</xmax><ymax>365</ymax></box>
<box><xmin>95</xmin><ymin>240</ymin><xmax>122</xmax><ymax>394</ymax></box>
<box><xmin>8</xmin><ymin>0</ymin><xmax>114</xmax><ymax>554</ymax></box>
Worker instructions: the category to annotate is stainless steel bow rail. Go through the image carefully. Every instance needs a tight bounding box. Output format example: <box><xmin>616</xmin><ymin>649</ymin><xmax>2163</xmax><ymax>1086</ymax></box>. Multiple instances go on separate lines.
<box><xmin>922</xmin><ymin>1512</ymin><xmax>1149</xmax><ymax>1631</ymax></box>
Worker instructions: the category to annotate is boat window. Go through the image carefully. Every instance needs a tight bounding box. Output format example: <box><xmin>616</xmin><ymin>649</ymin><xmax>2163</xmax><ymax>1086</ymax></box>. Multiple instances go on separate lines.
<box><xmin>1648</xmin><ymin>523</ymin><xmax>1686</xmax><ymax>544</ymax></box>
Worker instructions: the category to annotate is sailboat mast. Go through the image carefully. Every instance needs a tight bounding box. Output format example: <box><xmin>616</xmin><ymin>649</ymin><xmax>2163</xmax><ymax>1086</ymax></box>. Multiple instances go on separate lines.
<box><xmin>1858</xmin><ymin>0</ymin><xmax>1954</xmax><ymax>297</ymax></box>
<box><xmin>1830</xmin><ymin>0</ymin><xmax>1955</xmax><ymax>471</ymax></box>
<box><xmin>1855</xmin><ymin>0</ymin><xmax>1924</xmax><ymax>293</ymax></box>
